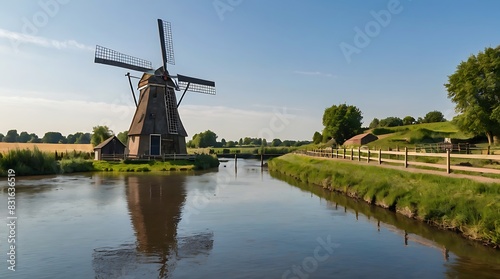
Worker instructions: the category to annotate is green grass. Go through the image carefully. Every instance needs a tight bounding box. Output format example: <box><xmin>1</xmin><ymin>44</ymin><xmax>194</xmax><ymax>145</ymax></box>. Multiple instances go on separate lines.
<box><xmin>93</xmin><ymin>154</ymin><xmax>219</xmax><ymax>172</ymax></box>
<box><xmin>366</xmin><ymin>122</ymin><xmax>472</xmax><ymax>149</ymax></box>
<box><xmin>269</xmin><ymin>154</ymin><xmax>500</xmax><ymax>246</ymax></box>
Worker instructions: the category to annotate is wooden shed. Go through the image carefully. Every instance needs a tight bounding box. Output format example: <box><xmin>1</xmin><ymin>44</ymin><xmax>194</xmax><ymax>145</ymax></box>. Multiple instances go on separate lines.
<box><xmin>94</xmin><ymin>135</ymin><xmax>126</xmax><ymax>161</ymax></box>
<box><xmin>343</xmin><ymin>133</ymin><xmax>378</xmax><ymax>146</ymax></box>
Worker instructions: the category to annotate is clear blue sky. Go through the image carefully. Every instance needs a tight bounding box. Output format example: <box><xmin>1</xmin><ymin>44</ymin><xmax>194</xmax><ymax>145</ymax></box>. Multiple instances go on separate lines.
<box><xmin>1</xmin><ymin>0</ymin><xmax>499</xmax><ymax>141</ymax></box>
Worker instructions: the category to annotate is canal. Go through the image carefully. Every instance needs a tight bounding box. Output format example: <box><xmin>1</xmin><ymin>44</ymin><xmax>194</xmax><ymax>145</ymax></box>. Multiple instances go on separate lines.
<box><xmin>0</xmin><ymin>159</ymin><xmax>499</xmax><ymax>278</ymax></box>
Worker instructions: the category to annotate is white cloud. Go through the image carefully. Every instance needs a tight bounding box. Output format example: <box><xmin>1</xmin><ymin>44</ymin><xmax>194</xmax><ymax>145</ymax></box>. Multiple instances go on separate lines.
<box><xmin>0</xmin><ymin>28</ymin><xmax>93</xmax><ymax>52</ymax></box>
<box><xmin>294</xmin><ymin>71</ymin><xmax>337</xmax><ymax>78</ymax></box>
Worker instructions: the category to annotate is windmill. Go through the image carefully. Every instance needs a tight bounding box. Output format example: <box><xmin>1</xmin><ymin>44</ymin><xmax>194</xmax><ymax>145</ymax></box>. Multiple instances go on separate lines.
<box><xmin>94</xmin><ymin>19</ymin><xmax>215</xmax><ymax>157</ymax></box>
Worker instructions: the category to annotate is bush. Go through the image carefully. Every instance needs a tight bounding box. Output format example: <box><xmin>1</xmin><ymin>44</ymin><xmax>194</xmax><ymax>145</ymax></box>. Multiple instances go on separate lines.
<box><xmin>194</xmin><ymin>154</ymin><xmax>219</xmax><ymax>170</ymax></box>
<box><xmin>0</xmin><ymin>148</ymin><xmax>58</xmax><ymax>176</ymax></box>
<box><xmin>59</xmin><ymin>158</ymin><xmax>94</xmax><ymax>174</ymax></box>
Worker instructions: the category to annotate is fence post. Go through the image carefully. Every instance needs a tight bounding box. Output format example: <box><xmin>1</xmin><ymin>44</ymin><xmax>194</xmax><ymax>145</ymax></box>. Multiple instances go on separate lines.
<box><xmin>336</xmin><ymin>148</ymin><xmax>339</xmax><ymax>158</ymax></box>
<box><xmin>378</xmin><ymin>149</ymin><xmax>382</xmax><ymax>164</ymax></box>
<box><xmin>488</xmin><ymin>146</ymin><xmax>491</xmax><ymax>155</ymax></box>
<box><xmin>358</xmin><ymin>147</ymin><xmax>361</xmax><ymax>161</ymax></box>
<box><xmin>446</xmin><ymin>149</ymin><xmax>451</xmax><ymax>174</ymax></box>
<box><xmin>351</xmin><ymin>148</ymin><xmax>354</xmax><ymax>161</ymax></box>
<box><xmin>343</xmin><ymin>148</ymin><xmax>346</xmax><ymax>159</ymax></box>
<box><xmin>404</xmin><ymin>147</ymin><xmax>408</xmax><ymax>168</ymax></box>
<box><xmin>466</xmin><ymin>143</ymin><xmax>469</xmax><ymax>154</ymax></box>
<box><xmin>367</xmin><ymin>150</ymin><xmax>370</xmax><ymax>163</ymax></box>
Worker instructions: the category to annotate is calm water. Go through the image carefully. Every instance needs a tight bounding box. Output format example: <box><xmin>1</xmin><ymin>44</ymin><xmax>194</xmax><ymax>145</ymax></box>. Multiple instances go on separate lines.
<box><xmin>0</xmin><ymin>159</ymin><xmax>499</xmax><ymax>278</ymax></box>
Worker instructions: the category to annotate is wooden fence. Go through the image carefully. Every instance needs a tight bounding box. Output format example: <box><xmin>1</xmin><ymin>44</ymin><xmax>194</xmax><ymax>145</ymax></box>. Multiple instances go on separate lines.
<box><xmin>296</xmin><ymin>148</ymin><xmax>500</xmax><ymax>175</ymax></box>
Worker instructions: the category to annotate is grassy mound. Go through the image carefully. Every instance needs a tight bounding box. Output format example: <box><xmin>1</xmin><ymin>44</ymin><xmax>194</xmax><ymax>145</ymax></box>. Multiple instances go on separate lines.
<box><xmin>269</xmin><ymin>154</ymin><xmax>500</xmax><ymax>246</ymax></box>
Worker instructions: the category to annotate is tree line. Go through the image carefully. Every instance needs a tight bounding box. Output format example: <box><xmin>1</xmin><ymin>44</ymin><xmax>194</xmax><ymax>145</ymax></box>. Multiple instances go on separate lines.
<box><xmin>0</xmin><ymin>126</ymin><xmax>128</xmax><ymax>147</ymax></box>
<box><xmin>311</xmin><ymin>45</ymin><xmax>500</xmax><ymax>146</ymax></box>
<box><xmin>186</xmin><ymin>130</ymin><xmax>310</xmax><ymax>148</ymax></box>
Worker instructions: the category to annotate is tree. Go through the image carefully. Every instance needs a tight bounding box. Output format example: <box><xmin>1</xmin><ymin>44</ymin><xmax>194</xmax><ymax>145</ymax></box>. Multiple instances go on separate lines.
<box><xmin>220</xmin><ymin>138</ymin><xmax>227</xmax><ymax>147</ymax></box>
<box><xmin>76</xmin><ymin>133</ymin><xmax>91</xmax><ymax>144</ymax></box>
<box><xmin>0</xmin><ymin>133</ymin><xmax>4</xmax><ymax>142</ymax></box>
<box><xmin>243</xmin><ymin>137</ymin><xmax>252</xmax><ymax>145</ymax></box>
<box><xmin>271</xmin><ymin>138</ymin><xmax>282</xmax><ymax>147</ymax></box>
<box><xmin>42</xmin><ymin>132</ymin><xmax>64</xmax><ymax>143</ymax></box>
<box><xmin>18</xmin><ymin>131</ymin><xmax>31</xmax><ymax>143</ymax></box>
<box><xmin>238</xmin><ymin>138</ymin><xmax>243</xmax><ymax>146</ymax></box>
<box><xmin>403</xmin><ymin>116</ymin><xmax>415</xmax><ymax>126</ymax></box>
<box><xmin>379</xmin><ymin>117</ymin><xmax>403</xmax><ymax>127</ymax></box>
<box><xmin>3</xmin><ymin>130</ymin><xmax>19</xmax><ymax>142</ymax></box>
<box><xmin>117</xmin><ymin>131</ymin><xmax>128</xmax><ymax>145</ymax></box>
<box><xmin>416</xmin><ymin>117</ymin><xmax>424</xmax><ymax>124</ymax></box>
<box><xmin>445</xmin><ymin>46</ymin><xmax>500</xmax><ymax>145</ymax></box>
<box><xmin>369</xmin><ymin>118</ymin><xmax>380</xmax><ymax>129</ymax></box>
<box><xmin>28</xmin><ymin>133</ymin><xmax>41</xmax><ymax>143</ymax></box>
<box><xmin>423</xmin><ymin>111</ymin><xmax>445</xmax><ymax>123</ymax></box>
<box><xmin>322</xmin><ymin>104</ymin><xmax>363</xmax><ymax>144</ymax></box>
<box><xmin>262</xmin><ymin>138</ymin><xmax>268</xmax><ymax>147</ymax></box>
<box><xmin>91</xmin><ymin>126</ymin><xmax>113</xmax><ymax>146</ymax></box>
<box><xmin>191</xmin><ymin>130</ymin><xmax>218</xmax><ymax>148</ymax></box>
<box><xmin>312</xmin><ymin>131</ymin><xmax>322</xmax><ymax>144</ymax></box>
<box><xmin>226</xmin><ymin>141</ymin><xmax>237</xmax><ymax>148</ymax></box>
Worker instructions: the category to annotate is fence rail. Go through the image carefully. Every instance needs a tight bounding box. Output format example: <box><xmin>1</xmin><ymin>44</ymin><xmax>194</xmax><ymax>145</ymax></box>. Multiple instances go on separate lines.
<box><xmin>297</xmin><ymin>148</ymin><xmax>500</xmax><ymax>175</ymax></box>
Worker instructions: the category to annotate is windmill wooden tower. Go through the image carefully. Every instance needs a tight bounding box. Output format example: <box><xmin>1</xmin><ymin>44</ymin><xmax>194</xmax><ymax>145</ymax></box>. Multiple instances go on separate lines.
<box><xmin>94</xmin><ymin>19</ymin><xmax>216</xmax><ymax>156</ymax></box>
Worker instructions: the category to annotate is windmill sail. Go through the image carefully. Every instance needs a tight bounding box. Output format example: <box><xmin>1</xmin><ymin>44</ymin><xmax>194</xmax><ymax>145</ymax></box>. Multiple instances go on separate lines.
<box><xmin>94</xmin><ymin>45</ymin><xmax>153</xmax><ymax>73</ymax></box>
<box><xmin>177</xmin><ymin>74</ymin><xmax>216</xmax><ymax>95</ymax></box>
<box><xmin>158</xmin><ymin>19</ymin><xmax>175</xmax><ymax>70</ymax></box>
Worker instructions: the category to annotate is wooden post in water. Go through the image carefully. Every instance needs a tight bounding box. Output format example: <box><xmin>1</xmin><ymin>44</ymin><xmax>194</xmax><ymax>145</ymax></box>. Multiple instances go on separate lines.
<box><xmin>358</xmin><ymin>147</ymin><xmax>361</xmax><ymax>161</ymax></box>
<box><xmin>446</xmin><ymin>149</ymin><xmax>451</xmax><ymax>174</ymax></box>
<box><xmin>260</xmin><ymin>153</ymin><xmax>264</xmax><ymax>168</ymax></box>
<box><xmin>378</xmin><ymin>149</ymin><xmax>382</xmax><ymax>164</ymax></box>
<box><xmin>235</xmin><ymin>154</ymin><xmax>237</xmax><ymax>169</ymax></box>
<box><xmin>404</xmin><ymin>147</ymin><xmax>408</xmax><ymax>168</ymax></box>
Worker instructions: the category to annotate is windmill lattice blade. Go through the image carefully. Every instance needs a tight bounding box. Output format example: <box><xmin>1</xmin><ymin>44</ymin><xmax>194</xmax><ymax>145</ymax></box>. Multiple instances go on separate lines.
<box><xmin>94</xmin><ymin>45</ymin><xmax>153</xmax><ymax>72</ymax></box>
<box><xmin>158</xmin><ymin>19</ymin><xmax>175</xmax><ymax>66</ymax></box>
<box><xmin>177</xmin><ymin>74</ymin><xmax>216</xmax><ymax>95</ymax></box>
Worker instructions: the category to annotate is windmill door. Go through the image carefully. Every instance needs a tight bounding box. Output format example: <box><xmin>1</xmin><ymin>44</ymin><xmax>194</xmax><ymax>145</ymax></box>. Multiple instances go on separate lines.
<box><xmin>150</xmin><ymin>135</ymin><xmax>161</xmax><ymax>156</ymax></box>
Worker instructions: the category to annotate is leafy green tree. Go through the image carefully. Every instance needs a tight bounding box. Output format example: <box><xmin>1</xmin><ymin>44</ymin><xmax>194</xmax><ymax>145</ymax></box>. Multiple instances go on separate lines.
<box><xmin>28</xmin><ymin>133</ymin><xmax>41</xmax><ymax>143</ymax></box>
<box><xmin>262</xmin><ymin>138</ymin><xmax>268</xmax><ymax>147</ymax></box>
<box><xmin>220</xmin><ymin>138</ymin><xmax>227</xmax><ymax>147</ymax></box>
<box><xmin>243</xmin><ymin>137</ymin><xmax>252</xmax><ymax>145</ymax></box>
<box><xmin>66</xmin><ymin>134</ymin><xmax>77</xmax><ymax>144</ymax></box>
<box><xmin>76</xmin><ymin>133</ymin><xmax>91</xmax><ymax>144</ymax></box>
<box><xmin>3</xmin><ymin>130</ymin><xmax>19</xmax><ymax>142</ymax></box>
<box><xmin>226</xmin><ymin>141</ymin><xmax>237</xmax><ymax>148</ymax></box>
<box><xmin>191</xmin><ymin>130</ymin><xmax>218</xmax><ymax>148</ymax></box>
<box><xmin>416</xmin><ymin>117</ymin><xmax>424</xmax><ymax>124</ymax></box>
<box><xmin>42</xmin><ymin>132</ymin><xmax>64</xmax><ymax>143</ymax></box>
<box><xmin>379</xmin><ymin>117</ymin><xmax>403</xmax><ymax>127</ymax></box>
<box><xmin>238</xmin><ymin>138</ymin><xmax>243</xmax><ymax>146</ymax></box>
<box><xmin>423</xmin><ymin>111</ymin><xmax>445</xmax><ymax>123</ymax></box>
<box><xmin>446</xmin><ymin>46</ymin><xmax>500</xmax><ymax>145</ymax></box>
<box><xmin>313</xmin><ymin>131</ymin><xmax>322</xmax><ymax>144</ymax></box>
<box><xmin>0</xmin><ymin>133</ymin><xmax>4</xmax><ymax>142</ymax></box>
<box><xmin>369</xmin><ymin>118</ymin><xmax>379</xmax><ymax>129</ymax></box>
<box><xmin>322</xmin><ymin>104</ymin><xmax>363</xmax><ymax>144</ymax></box>
<box><xmin>91</xmin><ymin>126</ymin><xmax>113</xmax><ymax>146</ymax></box>
<box><xmin>18</xmin><ymin>131</ymin><xmax>31</xmax><ymax>143</ymax></box>
<box><xmin>117</xmin><ymin>131</ymin><xmax>128</xmax><ymax>145</ymax></box>
<box><xmin>403</xmin><ymin>116</ymin><xmax>415</xmax><ymax>125</ymax></box>
<box><xmin>271</xmin><ymin>138</ymin><xmax>282</xmax><ymax>147</ymax></box>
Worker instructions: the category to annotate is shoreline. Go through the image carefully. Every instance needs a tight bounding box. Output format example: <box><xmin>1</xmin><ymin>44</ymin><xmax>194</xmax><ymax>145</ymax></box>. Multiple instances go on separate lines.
<box><xmin>268</xmin><ymin>154</ymin><xmax>500</xmax><ymax>248</ymax></box>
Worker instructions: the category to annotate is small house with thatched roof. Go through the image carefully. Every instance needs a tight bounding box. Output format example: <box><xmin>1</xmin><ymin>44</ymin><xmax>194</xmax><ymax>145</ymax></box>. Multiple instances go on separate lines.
<box><xmin>94</xmin><ymin>135</ymin><xmax>126</xmax><ymax>161</ymax></box>
<box><xmin>343</xmin><ymin>133</ymin><xmax>378</xmax><ymax>146</ymax></box>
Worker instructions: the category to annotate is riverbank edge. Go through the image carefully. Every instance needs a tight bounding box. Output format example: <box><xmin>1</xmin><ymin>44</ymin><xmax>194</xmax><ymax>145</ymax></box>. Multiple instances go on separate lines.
<box><xmin>268</xmin><ymin>154</ymin><xmax>499</xmax><ymax>248</ymax></box>
<box><xmin>0</xmin><ymin>149</ymin><xmax>219</xmax><ymax>176</ymax></box>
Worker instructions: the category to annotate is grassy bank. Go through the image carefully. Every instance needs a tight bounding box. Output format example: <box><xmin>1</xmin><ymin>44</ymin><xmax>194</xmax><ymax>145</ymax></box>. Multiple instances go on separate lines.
<box><xmin>0</xmin><ymin>149</ymin><xmax>219</xmax><ymax>176</ymax></box>
<box><xmin>268</xmin><ymin>154</ymin><xmax>500</xmax><ymax>247</ymax></box>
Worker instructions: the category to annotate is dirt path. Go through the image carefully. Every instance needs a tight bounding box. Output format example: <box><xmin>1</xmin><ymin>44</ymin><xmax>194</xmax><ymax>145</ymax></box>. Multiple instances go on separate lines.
<box><xmin>299</xmin><ymin>154</ymin><xmax>500</xmax><ymax>184</ymax></box>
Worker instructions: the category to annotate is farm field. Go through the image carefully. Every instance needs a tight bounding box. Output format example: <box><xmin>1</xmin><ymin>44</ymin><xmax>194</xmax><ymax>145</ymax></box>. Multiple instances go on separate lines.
<box><xmin>0</xmin><ymin>143</ymin><xmax>94</xmax><ymax>154</ymax></box>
